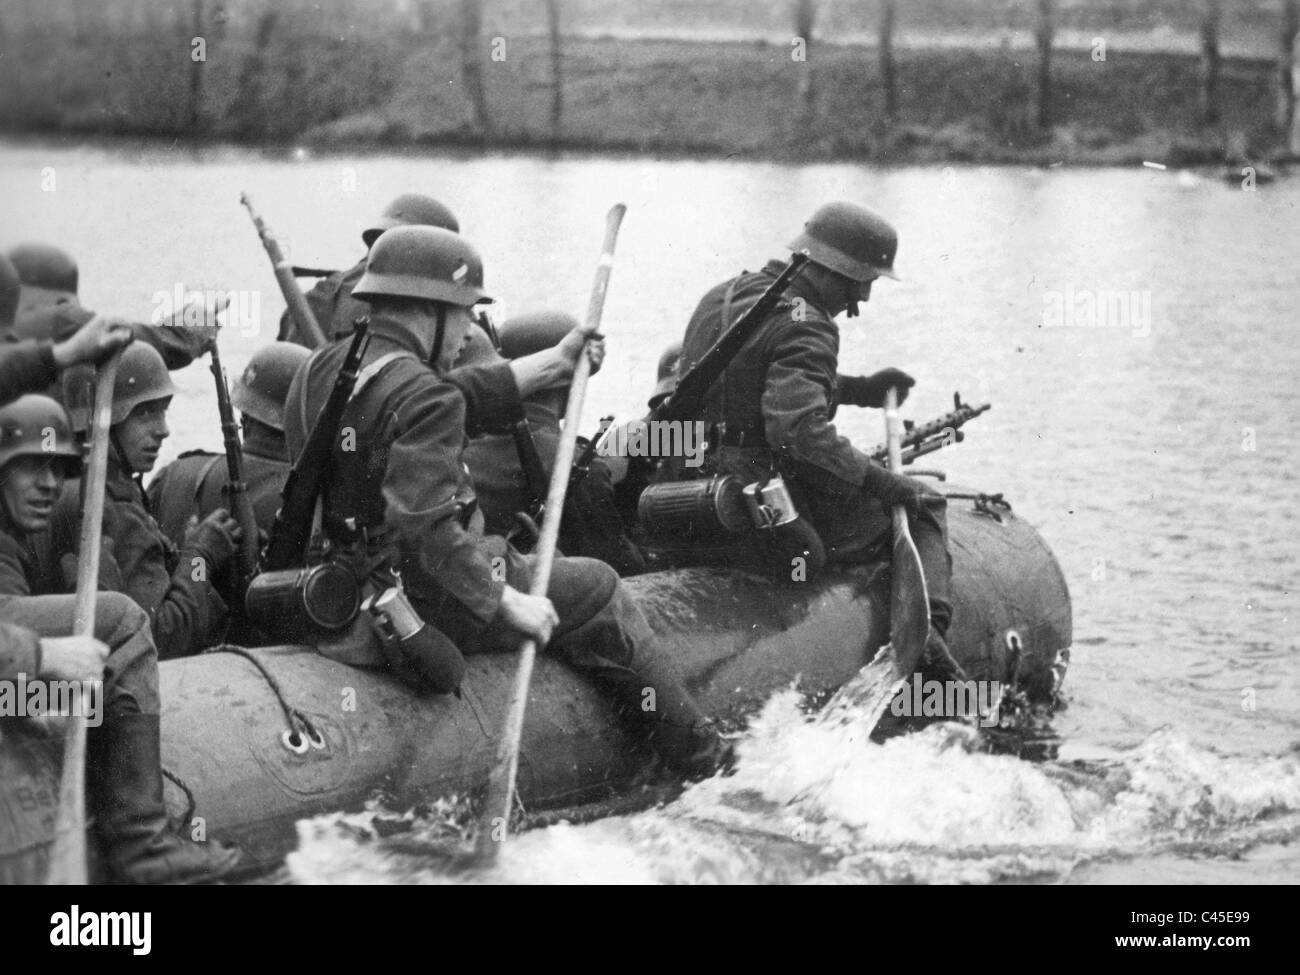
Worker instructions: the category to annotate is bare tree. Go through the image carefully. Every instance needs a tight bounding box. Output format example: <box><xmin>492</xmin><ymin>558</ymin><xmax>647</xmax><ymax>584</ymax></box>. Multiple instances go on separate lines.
<box><xmin>189</xmin><ymin>0</ymin><xmax>205</xmax><ymax>133</ymax></box>
<box><xmin>547</xmin><ymin>0</ymin><xmax>563</xmax><ymax>145</ymax></box>
<box><xmin>1201</xmin><ymin>0</ymin><xmax>1223</xmax><ymax>127</ymax></box>
<box><xmin>1280</xmin><ymin>0</ymin><xmax>1300</xmax><ymax>154</ymax></box>
<box><xmin>880</xmin><ymin>0</ymin><xmax>897</xmax><ymax>122</ymax></box>
<box><xmin>459</xmin><ymin>0</ymin><xmax>490</xmax><ymax>137</ymax></box>
<box><xmin>1036</xmin><ymin>0</ymin><xmax>1054</xmax><ymax>131</ymax></box>
<box><xmin>794</xmin><ymin>0</ymin><xmax>816</xmax><ymax>117</ymax></box>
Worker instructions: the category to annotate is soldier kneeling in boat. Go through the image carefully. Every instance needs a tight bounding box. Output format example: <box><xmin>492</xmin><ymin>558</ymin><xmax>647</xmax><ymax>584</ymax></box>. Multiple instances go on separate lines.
<box><xmin>283</xmin><ymin>225</ymin><xmax>731</xmax><ymax>779</ymax></box>
<box><xmin>658</xmin><ymin>201</ymin><xmax>963</xmax><ymax>677</ymax></box>
<box><xmin>0</xmin><ymin>395</ymin><xmax>243</xmax><ymax>882</ymax></box>
<box><xmin>277</xmin><ymin>193</ymin><xmax>461</xmax><ymax>346</ymax></box>
<box><xmin>149</xmin><ymin>341</ymin><xmax>310</xmax><ymax>547</ymax></box>
<box><xmin>50</xmin><ymin>343</ymin><xmax>244</xmax><ymax>659</ymax></box>
<box><xmin>457</xmin><ymin>311</ymin><xmax>645</xmax><ymax>575</ymax></box>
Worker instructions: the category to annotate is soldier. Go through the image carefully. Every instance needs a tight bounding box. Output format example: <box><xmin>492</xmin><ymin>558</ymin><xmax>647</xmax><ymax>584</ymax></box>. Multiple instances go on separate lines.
<box><xmin>285</xmin><ymin>226</ymin><xmax>729</xmax><ymax>779</ymax></box>
<box><xmin>278</xmin><ymin>193</ymin><xmax>460</xmax><ymax>346</ymax></box>
<box><xmin>148</xmin><ymin>342</ymin><xmax>310</xmax><ymax>546</ymax></box>
<box><xmin>5</xmin><ymin>243</ymin><xmax>212</xmax><ymax>372</ymax></box>
<box><xmin>490</xmin><ymin>311</ymin><xmax>645</xmax><ymax>574</ymax></box>
<box><xmin>0</xmin><ymin>395</ymin><xmax>243</xmax><ymax>882</ymax></box>
<box><xmin>660</xmin><ymin>201</ymin><xmax>960</xmax><ymax>674</ymax></box>
<box><xmin>50</xmin><ymin>343</ymin><xmax>243</xmax><ymax>659</ymax></box>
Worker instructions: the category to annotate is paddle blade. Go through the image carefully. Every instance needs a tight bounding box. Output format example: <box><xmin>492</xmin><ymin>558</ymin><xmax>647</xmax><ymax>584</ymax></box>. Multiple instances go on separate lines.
<box><xmin>888</xmin><ymin>510</ymin><xmax>930</xmax><ymax>678</ymax></box>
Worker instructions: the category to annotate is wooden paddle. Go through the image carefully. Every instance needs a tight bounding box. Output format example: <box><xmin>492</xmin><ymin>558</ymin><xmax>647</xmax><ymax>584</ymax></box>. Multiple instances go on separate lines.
<box><xmin>475</xmin><ymin>203</ymin><xmax>627</xmax><ymax>864</ymax></box>
<box><xmin>822</xmin><ymin>386</ymin><xmax>931</xmax><ymax>731</ymax></box>
<box><xmin>47</xmin><ymin>350</ymin><xmax>123</xmax><ymax>885</ymax></box>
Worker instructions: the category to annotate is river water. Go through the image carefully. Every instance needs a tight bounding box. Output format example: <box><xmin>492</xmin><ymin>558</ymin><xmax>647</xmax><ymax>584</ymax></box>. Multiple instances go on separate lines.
<box><xmin>3</xmin><ymin>140</ymin><xmax>1297</xmax><ymax>884</ymax></box>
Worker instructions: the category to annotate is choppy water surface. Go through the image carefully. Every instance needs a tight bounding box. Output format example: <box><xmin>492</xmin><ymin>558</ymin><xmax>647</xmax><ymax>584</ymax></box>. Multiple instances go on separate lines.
<box><xmin>3</xmin><ymin>141</ymin><xmax>1297</xmax><ymax>883</ymax></box>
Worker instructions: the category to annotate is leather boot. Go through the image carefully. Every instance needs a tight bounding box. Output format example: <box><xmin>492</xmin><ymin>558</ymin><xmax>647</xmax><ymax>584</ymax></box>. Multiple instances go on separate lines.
<box><xmin>92</xmin><ymin>713</ymin><xmax>245</xmax><ymax>884</ymax></box>
<box><xmin>615</xmin><ymin>654</ymin><xmax>734</xmax><ymax>781</ymax></box>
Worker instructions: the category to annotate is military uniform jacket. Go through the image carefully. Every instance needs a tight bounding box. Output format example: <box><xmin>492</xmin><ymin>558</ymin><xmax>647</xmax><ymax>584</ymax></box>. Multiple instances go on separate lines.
<box><xmin>277</xmin><ymin>259</ymin><xmax>369</xmax><ymax>347</ymax></box>
<box><xmin>0</xmin><ymin>339</ymin><xmax>60</xmax><ymax>402</ymax></box>
<box><xmin>12</xmin><ymin>301</ymin><xmax>209</xmax><ymax>372</ymax></box>
<box><xmin>45</xmin><ymin>459</ymin><xmax>227</xmax><ymax>659</ymax></box>
<box><xmin>146</xmin><ymin>427</ymin><xmax>290</xmax><ymax>548</ymax></box>
<box><xmin>284</xmin><ymin>314</ymin><xmax>523</xmax><ymax>629</ymax></box>
<box><xmin>675</xmin><ymin>259</ymin><xmax>876</xmax><ymax>490</ymax></box>
<box><xmin>462</xmin><ymin>400</ymin><xmax>560</xmax><ymax>538</ymax></box>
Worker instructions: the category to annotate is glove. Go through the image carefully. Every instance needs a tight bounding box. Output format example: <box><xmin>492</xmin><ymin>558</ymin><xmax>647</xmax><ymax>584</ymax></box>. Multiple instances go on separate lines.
<box><xmin>60</xmin><ymin>535</ymin><xmax>122</xmax><ymax>592</ymax></box>
<box><xmin>182</xmin><ymin>508</ymin><xmax>242</xmax><ymax>569</ymax></box>
<box><xmin>837</xmin><ymin>367</ymin><xmax>915</xmax><ymax>408</ymax></box>
<box><xmin>862</xmin><ymin>462</ymin><xmax>928</xmax><ymax>517</ymax></box>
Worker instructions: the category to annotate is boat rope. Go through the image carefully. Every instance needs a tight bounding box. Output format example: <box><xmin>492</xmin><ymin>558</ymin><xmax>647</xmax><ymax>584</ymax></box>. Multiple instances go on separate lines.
<box><xmin>946</xmin><ymin>491</ymin><xmax>1012</xmax><ymax>523</ymax></box>
<box><xmin>204</xmin><ymin>644</ymin><xmax>322</xmax><ymax>748</ymax></box>
<box><xmin>162</xmin><ymin>767</ymin><xmax>197</xmax><ymax>833</ymax></box>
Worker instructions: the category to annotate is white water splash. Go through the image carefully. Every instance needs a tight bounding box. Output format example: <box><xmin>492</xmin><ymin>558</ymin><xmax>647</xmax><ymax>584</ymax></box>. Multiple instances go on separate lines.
<box><xmin>287</xmin><ymin>687</ymin><xmax>1300</xmax><ymax>885</ymax></box>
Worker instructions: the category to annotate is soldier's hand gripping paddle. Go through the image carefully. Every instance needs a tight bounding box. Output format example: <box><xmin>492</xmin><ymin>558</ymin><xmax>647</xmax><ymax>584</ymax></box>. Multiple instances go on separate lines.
<box><xmin>823</xmin><ymin>386</ymin><xmax>930</xmax><ymax>733</ymax></box>
<box><xmin>475</xmin><ymin>203</ymin><xmax>627</xmax><ymax>866</ymax></box>
<box><xmin>48</xmin><ymin>351</ymin><xmax>123</xmax><ymax>886</ymax></box>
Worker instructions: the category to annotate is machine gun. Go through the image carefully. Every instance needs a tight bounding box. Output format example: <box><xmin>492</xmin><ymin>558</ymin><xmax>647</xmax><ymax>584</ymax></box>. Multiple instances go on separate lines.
<box><xmin>261</xmin><ymin>319</ymin><xmax>371</xmax><ymax>571</ymax></box>
<box><xmin>868</xmin><ymin>393</ymin><xmax>991</xmax><ymax>466</ymax></box>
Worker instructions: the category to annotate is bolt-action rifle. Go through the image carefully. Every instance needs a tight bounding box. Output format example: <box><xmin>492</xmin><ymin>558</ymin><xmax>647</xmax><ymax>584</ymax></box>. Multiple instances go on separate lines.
<box><xmin>207</xmin><ymin>339</ymin><xmax>260</xmax><ymax>589</ymax></box>
<box><xmin>262</xmin><ymin>319</ymin><xmax>371</xmax><ymax>572</ymax></box>
<box><xmin>240</xmin><ymin>193</ymin><xmax>329</xmax><ymax>348</ymax></box>
<box><xmin>868</xmin><ymin>393</ymin><xmax>991</xmax><ymax>466</ymax></box>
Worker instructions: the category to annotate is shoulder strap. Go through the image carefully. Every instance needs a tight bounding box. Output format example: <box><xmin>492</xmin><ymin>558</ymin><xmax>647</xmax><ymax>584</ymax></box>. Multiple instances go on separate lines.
<box><xmin>348</xmin><ymin>351</ymin><xmax>420</xmax><ymax>403</ymax></box>
<box><xmin>195</xmin><ymin>453</ymin><xmax>225</xmax><ymax>506</ymax></box>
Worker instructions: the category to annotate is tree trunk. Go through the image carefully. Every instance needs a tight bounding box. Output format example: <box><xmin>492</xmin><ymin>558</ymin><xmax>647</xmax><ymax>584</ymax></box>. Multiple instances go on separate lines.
<box><xmin>1036</xmin><ymin>0</ymin><xmax>1053</xmax><ymax>131</ymax></box>
<box><xmin>880</xmin><ymin>0</ymin><xmax>897</xmax><ymax>121</ymax></box>
<box><xmin>230</xmin><ymin>10</ymin><xmax>278</xmax><ymax>140</ymax></box>
<box><xmin>1279</xmin><ymin>0</ymin><xmax>1300</xmax><ymax>153</ymax></box>
<box><xmin>794</xmin><ymin>0</ymin><xmax>816</xmax><ymax>118</ymax></box>
<box><xmin>189</xmin><ymin>0</ymin><xmax>205</xmax><ymax>133</ymax></box>
<box><xmin>1201</xmin><ymin>0</ymin><xmax>1222</xmax><ymax>127</ymax></box>
<box><xmin>547</xmin><ymin>0</ymin><xmax>563</xmax><ymax>145</ymax></box>
<box><xmin>459</xmin><ymin>0</ymin><xmax>490</xmax><ymax>138</ymax></box>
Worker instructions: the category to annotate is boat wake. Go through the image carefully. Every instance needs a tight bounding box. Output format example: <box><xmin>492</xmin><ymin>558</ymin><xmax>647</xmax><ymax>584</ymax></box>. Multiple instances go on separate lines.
<box><xmin>285</xmin><ymin>685</ymin><xmax>1300</xmax><ymax>884</ymax></box>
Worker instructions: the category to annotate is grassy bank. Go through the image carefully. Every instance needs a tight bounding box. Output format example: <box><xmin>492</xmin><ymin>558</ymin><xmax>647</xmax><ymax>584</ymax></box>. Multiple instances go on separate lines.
<box><xmin>0</xmin><ymin>24</ymin><xmax>1291</xmax><ymax>167</ymax></box>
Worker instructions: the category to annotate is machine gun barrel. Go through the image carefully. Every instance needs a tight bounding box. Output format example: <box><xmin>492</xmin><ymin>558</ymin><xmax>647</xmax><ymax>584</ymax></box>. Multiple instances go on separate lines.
<box><xmin>869</xmin><ymin>393</ymin><xmax>991</xmax><ymax>465</ymax></box>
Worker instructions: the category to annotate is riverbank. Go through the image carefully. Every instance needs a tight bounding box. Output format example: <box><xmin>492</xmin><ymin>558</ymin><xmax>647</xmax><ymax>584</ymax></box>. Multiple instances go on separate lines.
<box><xmin>0</xmin><ymin>32</ymin><xmax>1292</xmax><ymax>168</ymax></box>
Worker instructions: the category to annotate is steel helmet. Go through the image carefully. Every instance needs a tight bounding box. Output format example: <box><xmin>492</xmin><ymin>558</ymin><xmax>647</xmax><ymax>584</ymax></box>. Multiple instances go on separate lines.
<box><xmin>106</xmin><ymin>343</ymin><xmax>176</xmax><ymax>428</ymax></box>
<box><xmin>788</xmin><ymin>202</ymin><xmax>899</xmax><ymax>282</ymax></box>
<box><xmin>649</xmin><ymin>340</ymin><xmax>683</xmax><ymax>407</ymax></box>
<box><xmin>497</xmin><ymin>310</ymin><xmax>579</xmax><ymax>359</ymax></box>
<box><xmin>231</xmin><ymin>342</ymin><xmax>311</xmax><ymax>431</ymax></box>
<box><xmin>0</xmin><ymin>254</ymin><xmax>19</xmax><ymax>329</ymax></box>
<box><xmin>362</xmin><ymin>194</ymin><xmax>460</xmax><ymax>247</ymax></box>
<box><xmin>7</xmin><ymin>242</ymin><xmax>79</xmax><ymax>295</ymax></box>
<box><xmin>0</xmin><ymin>395</ymin><xmax>81</xmax><ymax>474</ymax></box>
<box><xmin>454</xmin><ymin>323</ymin><xmax>505</xmax><ymax>369</ymax></box>
<box><xmin>352</xmin><ymin>226</ymin><xmax>492</xmax><ymax>308</ymax></box>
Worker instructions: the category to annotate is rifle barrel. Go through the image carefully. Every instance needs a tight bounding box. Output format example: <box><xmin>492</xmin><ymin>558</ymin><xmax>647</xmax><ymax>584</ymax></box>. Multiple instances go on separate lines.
<box><xmin>241</xmin><ymin>193</ymin><xmax>329</xmax><ymax>348</ymax></box>
<box><xmin>209</xmin><ymin>343</ymin><xmax>260</xmax><ymax>582</ymax></box>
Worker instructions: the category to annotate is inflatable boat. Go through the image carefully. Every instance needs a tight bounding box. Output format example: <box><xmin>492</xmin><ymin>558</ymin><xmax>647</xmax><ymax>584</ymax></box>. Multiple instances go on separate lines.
<box><xmin>0</xmin><ymin>485</ymin><xmax>1070</xmax><ymax>876</ymax></box>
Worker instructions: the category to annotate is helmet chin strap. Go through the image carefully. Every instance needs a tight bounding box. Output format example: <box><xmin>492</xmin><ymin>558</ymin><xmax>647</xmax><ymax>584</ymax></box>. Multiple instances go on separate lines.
<box><xmin>844</xmin><ymin>299</ymin><xmax>861</xmax><ymax>318</ymax></box>
<box><xmin>428</xmin><ymin>305</ymin><xmax>447</xmax><ymax>368</ymax></box>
